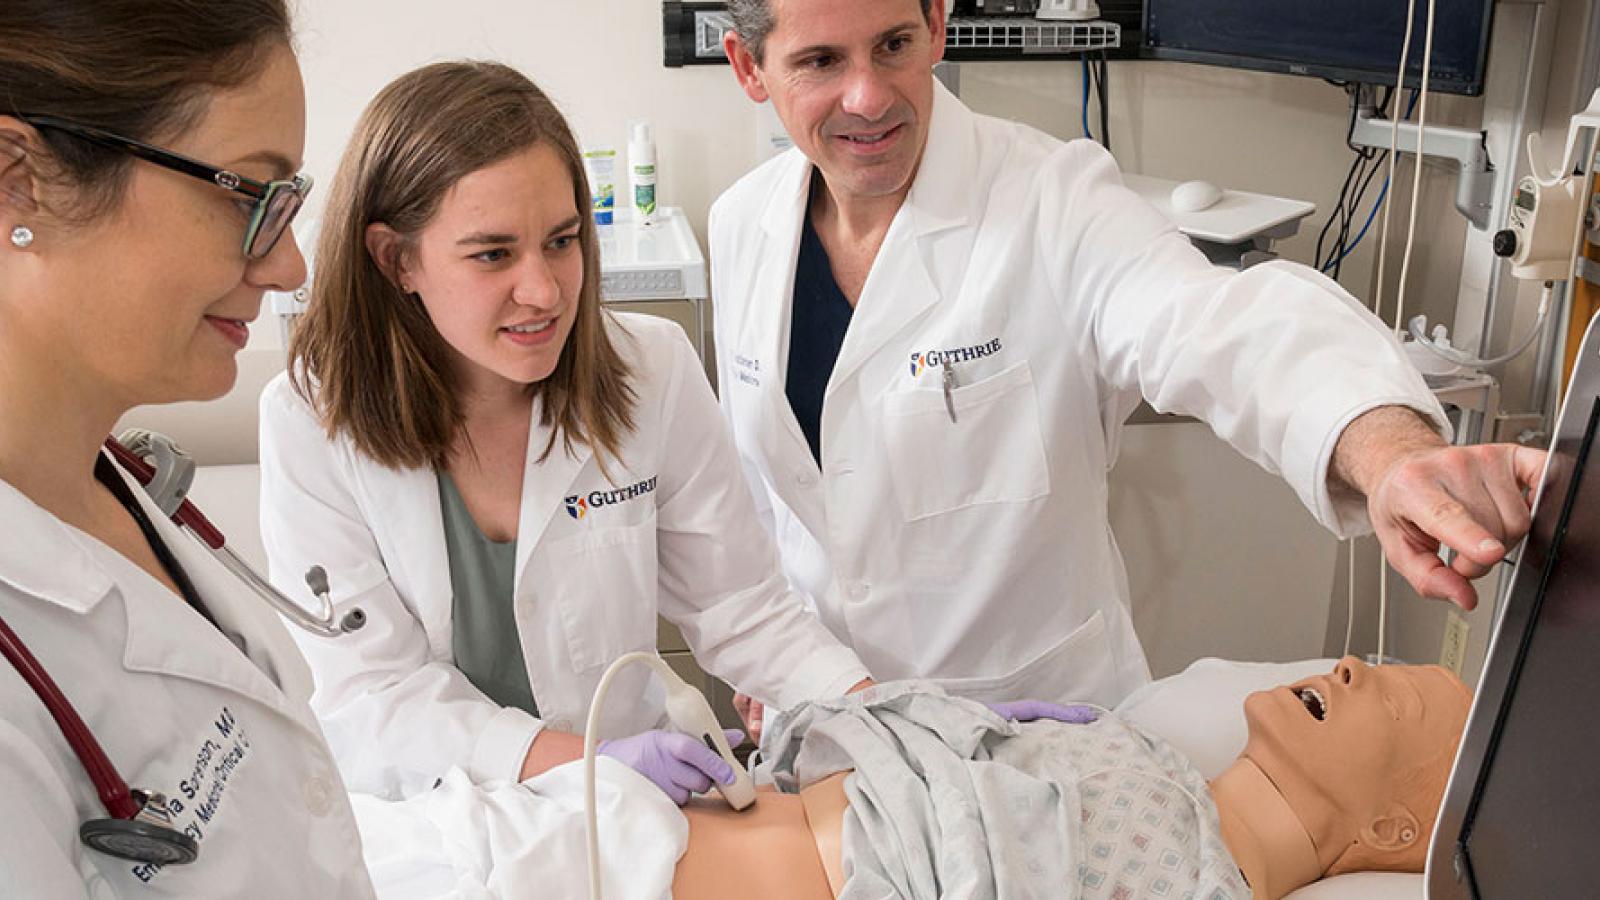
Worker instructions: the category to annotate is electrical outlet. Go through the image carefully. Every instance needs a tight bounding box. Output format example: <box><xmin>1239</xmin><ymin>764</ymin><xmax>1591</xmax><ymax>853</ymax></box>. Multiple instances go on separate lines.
<box><xmin>1441</xmin><ymin>610</ymin><xmax>1470</xmax><ymax>676</ymax></box>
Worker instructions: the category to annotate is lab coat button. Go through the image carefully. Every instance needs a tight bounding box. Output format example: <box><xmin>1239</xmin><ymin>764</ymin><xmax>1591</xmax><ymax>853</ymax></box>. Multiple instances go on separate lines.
<box><xmin>796</xmin><ymin>469</ymin><xmax>817</xmax><ymax>487</ymax></box>
<box><xmin>304</xmin><ymin>775</ymin><xmax>336</xmax><ymax>817</ymax></box>
<box><xmin>847</xmin><ymin>581</ymin><xmax>869</xmax><ymax>601</ymax></box>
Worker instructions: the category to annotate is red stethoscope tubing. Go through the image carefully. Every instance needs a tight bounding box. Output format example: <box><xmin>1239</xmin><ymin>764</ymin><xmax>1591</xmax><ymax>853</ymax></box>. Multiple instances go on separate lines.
<box><xmin>0</xmin><ymin>612</ymin><xmax>140</xmax><ymax>820</ymax></box>
<box><xmin>0</xmin><ymin>438</ymin><xmax>225</xmax><ymax>825</ymax></box>
<box><xmin>101</xmin><ymin>437</ymin><xmax>225</xmax><ymax>550</ymax></box>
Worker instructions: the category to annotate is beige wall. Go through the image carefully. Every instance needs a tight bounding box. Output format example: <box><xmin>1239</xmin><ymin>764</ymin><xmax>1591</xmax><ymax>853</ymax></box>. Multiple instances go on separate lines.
<box><xmin>283</xmin><ymin>0</ymin><xmax>758</xmax><ymax>311</ymax></box>
<box><xmin>191</xmin><ymin>0</ymin><xmax>1587</xmax><ymax>679</ymax></box>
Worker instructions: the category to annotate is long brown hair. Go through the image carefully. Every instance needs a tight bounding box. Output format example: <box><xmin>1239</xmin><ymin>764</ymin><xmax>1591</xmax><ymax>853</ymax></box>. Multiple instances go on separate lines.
<box><xmin>289</xmin><ymin>61</ymin><xmax>634</xmax><ymax>471</ymax></box>
<box><xmin>0</xmin><ymin>0</ymin><xmax>293</xmax><ymax>221</ymax></box>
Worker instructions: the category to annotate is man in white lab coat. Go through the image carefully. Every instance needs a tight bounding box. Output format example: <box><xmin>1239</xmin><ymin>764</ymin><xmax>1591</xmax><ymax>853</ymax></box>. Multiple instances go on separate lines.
<box><xmin>711</xmin><ymin>0</ymin><xmax>1545</xmax><ymax>735</ymax></box>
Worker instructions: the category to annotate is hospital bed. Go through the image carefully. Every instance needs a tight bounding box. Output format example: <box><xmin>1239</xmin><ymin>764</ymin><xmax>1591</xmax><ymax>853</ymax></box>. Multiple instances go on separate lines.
<box><xmin>131</xmin><ymin>355</ymin><xmax>1418</xmax><ymax>898</ymax></box>
<box><xmin>170</xmin><ymin>454</ymin><xmax>1423</xmax><ymax>897</ymax></box>
<box><xmin>183</xmin><ymin>459</ymin><xmax>1438</xmax><ymax>900</ymax></box>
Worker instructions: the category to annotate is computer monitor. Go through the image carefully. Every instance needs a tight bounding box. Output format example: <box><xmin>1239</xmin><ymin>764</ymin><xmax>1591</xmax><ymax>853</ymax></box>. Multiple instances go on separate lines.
<box><xmin>1427</xmin><ymin>316</ymin><xmax>1600</xmax><ymax>898</ymax></box>
<box><xmin>1143</xmin><ymin>0</ymin><xmax>1496</xmax><ymax>97</ymax></box>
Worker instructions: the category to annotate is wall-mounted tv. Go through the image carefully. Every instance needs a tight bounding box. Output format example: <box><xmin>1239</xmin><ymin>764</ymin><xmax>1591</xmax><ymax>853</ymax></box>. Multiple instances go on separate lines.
<box><xmin>1143</xmin><ymin>1</ymin><xmax>1496</xmax><ymax>96</ymax></box>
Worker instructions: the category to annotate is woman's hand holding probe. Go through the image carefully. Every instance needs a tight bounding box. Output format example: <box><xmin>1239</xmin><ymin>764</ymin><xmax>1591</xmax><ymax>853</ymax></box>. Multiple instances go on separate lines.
<box><xmin>599</xmin><ymin>729</ymin><xmax>747</xmax><ymax>805</ymax></box>
<box><xmin>985</xmin><ymin>699</ymin><xmax>1099</xmax><ymax>724</ymax></box>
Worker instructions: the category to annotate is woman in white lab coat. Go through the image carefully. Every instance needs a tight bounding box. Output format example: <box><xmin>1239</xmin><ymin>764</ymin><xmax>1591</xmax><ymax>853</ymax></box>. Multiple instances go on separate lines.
<box><xmin>0</xmin><ymin>2</ymin><xmax>374</xmax><ymax>896</ymax></box>
<box><xmin>258</xmin><ymin>61</ymin><xmax>872</xmax><ymax>803</ymax></box>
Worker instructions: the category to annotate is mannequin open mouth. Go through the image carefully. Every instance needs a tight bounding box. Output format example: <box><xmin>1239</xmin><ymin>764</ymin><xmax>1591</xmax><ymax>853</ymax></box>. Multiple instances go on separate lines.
<box><xmin>1296</xmin><ymin>687</ymin><xmax>1328</xmax><ymax>721</ymax></box>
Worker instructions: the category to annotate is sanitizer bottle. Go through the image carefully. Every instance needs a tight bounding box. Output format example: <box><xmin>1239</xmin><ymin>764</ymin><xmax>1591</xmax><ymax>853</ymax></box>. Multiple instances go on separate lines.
<box><xmin>629</xmin><ymin>119</ymin><xmax>657</xmax><ymax>227</ymax></box>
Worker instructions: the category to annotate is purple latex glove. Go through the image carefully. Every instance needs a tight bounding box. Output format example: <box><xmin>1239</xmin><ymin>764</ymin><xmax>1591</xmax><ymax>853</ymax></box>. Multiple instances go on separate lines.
<box><xmin>597</xmin><ymin>729</ymin><xmax>745</xmax><ymax>806</ymax></box>
<box><xmin>985</xmin><ymin>700</ymin><xmax>1099</xmax><ymax>725</ymax></box>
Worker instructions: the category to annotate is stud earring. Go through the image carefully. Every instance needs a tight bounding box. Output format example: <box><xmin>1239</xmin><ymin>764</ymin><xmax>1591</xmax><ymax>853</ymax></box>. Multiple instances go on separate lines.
<box><xmin>10</xmin><ymin>225</ymin><xmax>33</xmax><ymax>248</ymax></box>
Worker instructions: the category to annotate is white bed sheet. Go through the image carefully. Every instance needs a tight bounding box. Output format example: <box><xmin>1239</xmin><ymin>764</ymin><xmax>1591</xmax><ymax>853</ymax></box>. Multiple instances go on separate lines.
<box><xmin>351</xmin><ymin>759</ymin><xmax>685</xmax><ymax>900</ymax></box>
<box><xmin>1117</xmin><ymin>657</ymin><xmax>1424</xmax><ymax>900</ymax></box>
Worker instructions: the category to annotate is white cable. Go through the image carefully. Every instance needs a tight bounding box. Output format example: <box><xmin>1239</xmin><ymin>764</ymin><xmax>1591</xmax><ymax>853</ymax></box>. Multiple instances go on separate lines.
<box><xmin>585</xmin><ymin>652</ymin><xmax>755</xmax><ymax>900</ymax></box>
<box><xmin>1370</xmin><ymin>0</ymin><xmax>1418</xmax><ymax>330</ymax></box>
<box><xmin>1406</xmin><ymin>283</ymin><xmax>1556</xmax><ymax>368</ymax></box>
<box><xmin>1375</xmin><ymin>0</ymin><xmax>1436</xmax><ymax>669</ymax></box>
<box><xmin>1377</xmin><ymin>562</ymin><xmax>1388</xmax><ymax>666</ymax></box>
<box><xmin>1342</xmin><ymin>538</ymin><xmax>1356</xmax><ymax>659</ymax></box>
<box><xmin>584</xmin><ymin>651</ymin><xmax>669</xmax><ymax>900</ymax></box>
<box><xmin>1393</xmin><ymin>0</ymin><xmax>1437</xmax><ymax>341</ymax></box>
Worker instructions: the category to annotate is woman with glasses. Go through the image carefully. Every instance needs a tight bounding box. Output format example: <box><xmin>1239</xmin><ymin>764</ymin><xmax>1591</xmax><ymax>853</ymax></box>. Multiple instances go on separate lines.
<box><xmin>0</xmin><ymin>2</ymin><xmax>373</xmax><ymax>895</ymax></box>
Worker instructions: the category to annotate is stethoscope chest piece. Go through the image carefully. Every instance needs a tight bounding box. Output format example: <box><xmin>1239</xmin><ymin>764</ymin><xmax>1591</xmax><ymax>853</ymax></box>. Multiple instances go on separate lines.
<box><xmin>79</xmin><ymin>791</ymin><xmax>198</xmax><ymax>866</ymax></box>
<box><xmin>79</xmin><ymin>816</ymin><xmax>198</xmax><ymax>866</ymax></box>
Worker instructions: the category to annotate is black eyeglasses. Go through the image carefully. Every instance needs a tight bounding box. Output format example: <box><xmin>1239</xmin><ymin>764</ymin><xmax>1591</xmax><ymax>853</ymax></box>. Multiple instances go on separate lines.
<box><xmin>20</xmin><ymin>114</ymin><xmax>312</xmax><ymax>260</ymax></box>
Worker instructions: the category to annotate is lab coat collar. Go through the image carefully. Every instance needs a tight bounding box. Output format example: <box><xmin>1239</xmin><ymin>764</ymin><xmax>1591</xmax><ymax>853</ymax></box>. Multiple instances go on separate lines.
<box><xmin>515</xmin><ymin>397</ymin><xmax>594</xmax><ymax>581</ymax></box>
<box><xmin>740</xmin><ymin>82</ymin><xmax>980</xmax><ymax>513</ymax></box>
<box><xmin>363</xmin><ymin>459</ymin><xmax>446</xmax><ymax>646</ymax></box>
<box><xmin>0</xmin><ymin>472</ymin><xmax>117</xmax><ymax>613</ymax></box>
<box><xmin>0</xmin><ymin>452</ymin><xmax>323</xmax><ymax>730</ymax></box>
<box><xmin>114</xmin><ymin>457</ymin><xmax>325</xmax><ymax>730</ymax></box>
<box><xmin>345</xmin><ymin>394</ymin><xmax>593</xmax><ymax>658</ymax></box>
<box><xmin>745</xmin><ymin>156</ymin><xmax>828</xmax><ymax>533</ymax></box>
<box><xmin>823</xmin><ymin>82</ymin><xmax>979</xmax><ymax>397</ymax></box>
<box><xmin>903</xmin><ymin>80</ymin><xmax>980</xmax><ymax>236</ymax></box>
<box><xmin>759</xmin><ymin>145</ymin><xmax>816</xmax><ymax>240</ymax></box>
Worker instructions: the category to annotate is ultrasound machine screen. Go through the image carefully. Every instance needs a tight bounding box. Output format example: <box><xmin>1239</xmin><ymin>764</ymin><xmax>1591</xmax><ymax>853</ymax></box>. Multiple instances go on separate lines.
<box><xmin>1429</xmin><ymin>320</ymin><xmax>1600</xmax><ymax>898</ymax></box>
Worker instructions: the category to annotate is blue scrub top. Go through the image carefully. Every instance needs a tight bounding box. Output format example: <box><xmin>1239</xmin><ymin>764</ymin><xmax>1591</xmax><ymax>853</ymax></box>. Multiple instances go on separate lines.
<box><xmin>785</xmin><ymin>188</ymin><xmax>854</xmax><ymax>466</ymax></box>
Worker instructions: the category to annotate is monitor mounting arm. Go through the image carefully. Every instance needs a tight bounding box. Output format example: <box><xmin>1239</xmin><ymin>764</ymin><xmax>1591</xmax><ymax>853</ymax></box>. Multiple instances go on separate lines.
<box><xmin>1350</xmin><ymin>85</ymin><xmax>1497</xmax><ymax>230</ymax></box>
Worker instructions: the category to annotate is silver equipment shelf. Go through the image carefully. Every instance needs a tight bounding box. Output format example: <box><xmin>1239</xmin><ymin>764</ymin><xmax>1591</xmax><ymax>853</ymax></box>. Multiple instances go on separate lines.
<box><xmin>946</xmin><ymin>17</ymin><xmax>1120</xmax><ymax>54</ymax></box>
<box><xmin>665</xmin><ymin>2</ymin><xmax>1122</xmax><ymax>66</ymax></box>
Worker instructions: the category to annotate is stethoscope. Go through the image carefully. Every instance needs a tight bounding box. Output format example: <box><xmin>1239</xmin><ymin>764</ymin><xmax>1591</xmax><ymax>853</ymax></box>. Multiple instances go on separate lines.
<box><xmin>0</xmin><ymin>432</ymin><xmax>367</xmax><ymax>866</ymax></box>
<box><xmin>103</xmin><ymin>431</ymin><xmax>367</xmax><ymax>638</ymax></box>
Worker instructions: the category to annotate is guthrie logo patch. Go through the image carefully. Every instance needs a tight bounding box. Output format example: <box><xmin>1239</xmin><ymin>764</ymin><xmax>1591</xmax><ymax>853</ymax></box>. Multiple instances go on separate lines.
<box><xmin>565</xmin><ymin>476</ymin><xmax>659</xmax><ymax>520</ymax></box>
<box><xmin>909</xmin><ymin>338</ymin><xmax>1003</xmax><ymax>378</ymax></box>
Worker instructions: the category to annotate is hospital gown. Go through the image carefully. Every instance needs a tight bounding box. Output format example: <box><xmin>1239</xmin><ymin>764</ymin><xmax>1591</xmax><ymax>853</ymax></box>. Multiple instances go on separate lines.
<box><xmin>763</xmin><ymin>682</ymin><xmax>1248</xmax><ymax>900</ymax></box>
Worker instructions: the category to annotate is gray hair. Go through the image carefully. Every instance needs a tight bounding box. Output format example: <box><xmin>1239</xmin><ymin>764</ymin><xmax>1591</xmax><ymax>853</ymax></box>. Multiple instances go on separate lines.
<box><xmin>727</xmin><ymin>0</ymin><xmax>938</xmax><ymax>64</ymax></box>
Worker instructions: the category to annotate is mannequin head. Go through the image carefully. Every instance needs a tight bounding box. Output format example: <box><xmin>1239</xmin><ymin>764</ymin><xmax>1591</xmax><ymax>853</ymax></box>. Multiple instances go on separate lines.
<box><xmin>1240</xmin><ymin>657</ymin><xmax>1471</xmax><ymax>876</ymax></box>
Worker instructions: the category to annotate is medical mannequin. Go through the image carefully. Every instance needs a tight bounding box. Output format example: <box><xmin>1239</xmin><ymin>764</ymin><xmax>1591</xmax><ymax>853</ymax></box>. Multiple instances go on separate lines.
<box><xmin>1212</xmin><ymin>657</ymin><xmax>1470</xmax><ymax>898</ymax></box>
<box><xmin>671</xmin><ymin>659</ymin><xmax>1469</xmax><ymax>900</ymax></box>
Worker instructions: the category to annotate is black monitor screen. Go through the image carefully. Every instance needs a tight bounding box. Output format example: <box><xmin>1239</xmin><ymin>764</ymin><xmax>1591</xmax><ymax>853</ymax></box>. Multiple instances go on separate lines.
<box><xmin>1143</xmin><ymin>1</ymin><xmax>1495</xmax><ymax>96</ymax></box>
<box><xmin>1455</xmin><ymin>397</ymin><xmax>1600</xmax><ymax>896</ymax></box>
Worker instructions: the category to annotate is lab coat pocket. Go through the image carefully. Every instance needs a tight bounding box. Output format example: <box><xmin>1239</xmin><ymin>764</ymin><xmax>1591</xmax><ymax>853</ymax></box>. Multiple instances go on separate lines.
<box><xmin>932</xmin><ymin>610</ymin><xmax>1110</xmax><ymax>705</ymax></box>
<box><xmin>881</xmin><ymin>360</ymin><xmax>1051</xmax><ymax>521</ymax></box>
<box><xmin>551</xmin><ymin>524</ymin><xmax>659</xmax><ymax>672</ymax></box>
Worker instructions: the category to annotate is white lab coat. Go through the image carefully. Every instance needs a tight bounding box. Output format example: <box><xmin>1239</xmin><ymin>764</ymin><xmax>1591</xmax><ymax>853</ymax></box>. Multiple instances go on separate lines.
<box><xmin>259</xmin><ymin>313</ymin><xmax>869</xmax><ymax>799</ymax></box>
<box><xmin>709</xmin><ymin>84</ymin><xmax>1446</xmax><ymax>709</ymax></box>
<box><xmin>0</xmin><ymin>456</ymin><xmax>375</xmax><ymax>898</ymax></box>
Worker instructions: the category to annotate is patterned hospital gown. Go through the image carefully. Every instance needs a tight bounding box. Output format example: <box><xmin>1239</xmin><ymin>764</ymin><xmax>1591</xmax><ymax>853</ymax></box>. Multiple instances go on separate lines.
<box><xmin>764</xmin><ymin>682</ymin><xmax>1249</xmax><ymax>900</ymax></box>
<box><xmin>991</xmin><ymin>715</ymin><xmax>1248</xmax><ymax>899</ymax></box>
